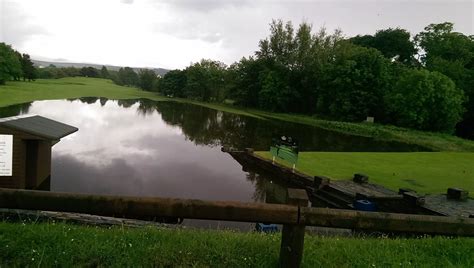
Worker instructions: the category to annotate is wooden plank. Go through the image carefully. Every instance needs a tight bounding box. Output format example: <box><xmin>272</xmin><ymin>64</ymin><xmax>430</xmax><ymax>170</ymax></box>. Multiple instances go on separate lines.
<box><xmin>0</xmin><ymin>188</ymin><xmax>299</xmax><ymax>224</ymax></box>
<box><xmin>301</xmin><ymin>207</ymin><xmax>474</xmax><ymax>236</ymax></box>
<box><xmin>0</xmin><ymin>188</ymin><xmax>473</xmax><ymax>236</ymax></box>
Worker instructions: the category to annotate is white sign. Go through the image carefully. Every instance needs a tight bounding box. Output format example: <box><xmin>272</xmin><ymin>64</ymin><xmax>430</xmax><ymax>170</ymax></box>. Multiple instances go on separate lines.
<box><xmin>0</xmin><ymin>135</ymin><xmax>13</xmax><ymax>176</ymax></box>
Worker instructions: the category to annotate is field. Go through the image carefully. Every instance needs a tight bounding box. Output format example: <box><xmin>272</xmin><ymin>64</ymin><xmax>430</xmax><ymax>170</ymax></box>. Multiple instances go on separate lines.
<box><xmin>1</xmin><ymin>77</ymin><xmax>474</xmax><ymax>152</ymax></box>
<box><xmin>1</xmin><ymin>222</ymin><xmax>473</xmax><ymax>267</ymax></box>
<box><xmin>1</xmin><ymin>77</ymin><xmax>474</xmax><ymax>266</ymax></box>
<box><xmin>257</xmin><ymin>152</ymin><xmax>474</xmax><ymax>194</ymax></box>
<box><xmin>1</xmin><ymin>77</ymin><xmax>473</xmax><ymax>193</ymax></box>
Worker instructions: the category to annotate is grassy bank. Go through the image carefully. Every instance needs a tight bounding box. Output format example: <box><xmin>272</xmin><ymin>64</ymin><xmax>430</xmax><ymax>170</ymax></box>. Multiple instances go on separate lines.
<box><xmin>1</xmin><ymin>77</ymin><xmax>474</xmax><ymax>151</ymax></box>
<box><xmin>257</xmin><ymin>152</ymin><xmax>474</xmax><ymax>194</ymax></box>
<box><xmin>1</xmin><ymin>222</ymin><xmax>473</xmax><ymax>267</ymax></box>
<box><xmin>0</xmin><ymin>77</ymin><xmax>261</xmax><ymax>119</ymax></box>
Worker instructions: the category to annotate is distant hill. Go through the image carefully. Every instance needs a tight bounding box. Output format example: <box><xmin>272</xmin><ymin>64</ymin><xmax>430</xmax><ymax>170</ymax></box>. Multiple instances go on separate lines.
<box><xmin>32</xmin><ymin>60</ymin><xmax>170</xmax><ymax>76</ymax></box>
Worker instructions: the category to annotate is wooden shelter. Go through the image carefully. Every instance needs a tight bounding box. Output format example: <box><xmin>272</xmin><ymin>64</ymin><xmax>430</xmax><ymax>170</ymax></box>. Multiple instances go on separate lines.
<box><xmin>0</xmin><ymin>115</ymin><xmax>78</xmax><ymax>189</ymax></box>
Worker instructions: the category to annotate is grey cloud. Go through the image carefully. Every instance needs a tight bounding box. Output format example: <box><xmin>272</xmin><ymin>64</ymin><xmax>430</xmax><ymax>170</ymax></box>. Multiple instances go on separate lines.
<box><xmin>155</xmin><ymin>22</ymin><xmax>224</xmax><ymax>43</ymax></box>
<box><xmin>0</xmin><ymin>1</ymin><xmax>48</xmax><ymax>47</ymax></box>
<box><xmin>152</xmin><ymin>0</ymin><xmax>266</xmax><ymax>47</ymax></box>
<box><xmin>120</xmin><ymin>0</ymin><xmax>134</xmax><ymax>4</ymax></box>
<box><xmin>157</xmin><ymin>0</ymin><xmax>252</xmax><ymax>13</ymax></box>
<box><xmin>0</xmin><ymin>1</ymin><xmax>48</xmax><ymax>49</ymax></box>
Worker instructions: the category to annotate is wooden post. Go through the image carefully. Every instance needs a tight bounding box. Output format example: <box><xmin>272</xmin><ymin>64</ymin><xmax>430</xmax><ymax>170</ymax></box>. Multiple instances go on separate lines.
<box><xmin>280</xmin><ymin>188</ymin><xmax>308</xmax><ymax>268</ymax></box>
<box><xmin>447</xmin><ymin>188</ymin><xmax>469</xmax><ymax>200</ymax></box>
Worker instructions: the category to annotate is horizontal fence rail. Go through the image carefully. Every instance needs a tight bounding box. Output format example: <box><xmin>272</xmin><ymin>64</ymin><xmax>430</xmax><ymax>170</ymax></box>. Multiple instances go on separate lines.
<box><xmin>0</xmin><ymin>188</ymin><xmax>298</xmax><ymax>224</ymax></box>
<box><xmin>1</xmin><ymin>188</ymin><xmax>473</xmax><ymax>236</ymax></box>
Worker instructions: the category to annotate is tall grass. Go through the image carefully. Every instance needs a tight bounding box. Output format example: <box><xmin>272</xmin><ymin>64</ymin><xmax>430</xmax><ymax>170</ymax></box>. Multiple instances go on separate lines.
<box><xmin>1</xmin><ymin>222</ymin><xmax>473</xmax><ymax>267</ymax></box>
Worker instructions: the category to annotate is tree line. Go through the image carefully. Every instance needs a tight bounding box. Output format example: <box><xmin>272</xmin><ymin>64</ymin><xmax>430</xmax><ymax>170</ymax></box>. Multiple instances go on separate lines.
<box><xmin>1</xmin><ymin>20</ymin><xmax>473</xmax><ymax>137</ymax></box>
<box><xmin>156</xmin><ymin>21</ymin><xmax>474</xmax><ymax>136</ymax></box>
<box><xmin>0</xmin><ymin>43</ymin><xmax>36</xmax><ymax>84</ymax></box>
<box><xmin>0</xmin><ymin>52</ymin><xmax>161</xmax><ymax>93</ymax></box>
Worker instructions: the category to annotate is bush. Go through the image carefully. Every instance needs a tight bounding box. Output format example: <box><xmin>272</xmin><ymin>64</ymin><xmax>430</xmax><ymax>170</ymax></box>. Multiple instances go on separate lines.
<box><xmin>385</xmin><ymin>69</ymin><xmax>464</xmax><ymax>133</ymax></box>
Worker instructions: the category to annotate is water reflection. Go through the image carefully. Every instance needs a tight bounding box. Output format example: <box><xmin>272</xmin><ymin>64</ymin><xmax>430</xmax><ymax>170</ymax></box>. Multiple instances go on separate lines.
<box><xmin>0</xmin><ymin>99</ymin><xmax>427</xmax><ymax>200</ymax></box>
<box><xmin>63</xmin><ymin>98</ymin><xmax>429</xmax><ymax>151</ymax></box>
<box><xmin>1</xmin><ymin>99</ymin><xmax>428</xmax><ymax>196</ymax></box>
<box><xmin>0</xmin><ymin>99</ymin><xmax>426</xmax><ymax>229</ymax></box>
<box><xmin>0</xmin><ymin>99</ymin><xmax>282</xmax><ymax>203</ymax></box>
<box><xmin>0</xmin><ymin>102</ymin><xmax>31</xmax><ymax>118</ymax></box>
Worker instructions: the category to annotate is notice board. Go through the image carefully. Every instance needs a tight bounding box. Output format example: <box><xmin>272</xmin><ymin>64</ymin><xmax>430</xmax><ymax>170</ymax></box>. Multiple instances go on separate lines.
<box><xmin>0</xmin><ymin>134</ymin><xmax>13</xmax><ymax>176</ymax></box>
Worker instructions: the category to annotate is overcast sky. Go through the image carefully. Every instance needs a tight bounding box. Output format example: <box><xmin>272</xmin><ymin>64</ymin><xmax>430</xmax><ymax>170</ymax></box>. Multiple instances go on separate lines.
<box><xmin>1</xmin><ymin>0</ymin><xmax>472</xmax><ymax>69</ymax></box>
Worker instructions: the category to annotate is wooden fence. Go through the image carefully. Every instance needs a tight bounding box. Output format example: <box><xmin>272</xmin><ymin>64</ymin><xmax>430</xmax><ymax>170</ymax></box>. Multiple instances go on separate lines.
<box><xmin>1</xmin><ymin>187</ymin><xmax>473</xmax><ymax>267</ymax></box>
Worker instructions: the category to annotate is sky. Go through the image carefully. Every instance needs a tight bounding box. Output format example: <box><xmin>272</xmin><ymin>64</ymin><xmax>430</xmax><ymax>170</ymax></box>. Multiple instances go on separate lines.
<box><xmin>0</xmin><ymin>0</ymin><xmax>473</xmax><ymax>69</ymax></box>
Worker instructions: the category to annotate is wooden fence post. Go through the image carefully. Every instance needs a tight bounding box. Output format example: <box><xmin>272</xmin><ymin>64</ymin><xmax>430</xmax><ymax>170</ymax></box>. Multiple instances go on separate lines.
<box><xmin>279</xmin><ymin>188</ymin><xmax>308</xmax><ymax>268</ymax></box>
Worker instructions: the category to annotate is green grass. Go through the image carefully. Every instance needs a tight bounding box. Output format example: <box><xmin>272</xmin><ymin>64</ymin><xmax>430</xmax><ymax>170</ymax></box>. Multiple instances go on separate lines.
<box><xmin>257</xmin><ymin>152</ymin><xmax>474</xmax><ymax>194</ymax></box>
<box><xmin>1</xmin><ymin>222</ymin><xmax>473</xmax><ymax>267</ymax></box>
<box><xmin>1</xmin><ymin>79</ymin><xmax>474</xmax><ymax>265</ymax></box>
<box><xmin>2</xmin><ymin>77</ymin><xmax>474</xmax><ymax>151</ymax></box>
<box><xmin>0</xmin><ymin>77</ymin><xmax>262</xmax><ymax>119</ymax></box>
<box><xmin>0</xmin><ymin>77</ymin><xmax>166</xmax><ymax>106</ymax></box>
<box><xmin>250</xmin><ymin>111</ymin><xmax>474</xmax><ymax>152</ymax></box>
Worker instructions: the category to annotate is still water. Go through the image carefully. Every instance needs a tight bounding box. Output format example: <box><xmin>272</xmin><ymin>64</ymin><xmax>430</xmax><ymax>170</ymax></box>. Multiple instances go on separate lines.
<box><xmin>0</xmin><ymin>98</ymin><xmax>427</xmax><ymax>228</ymax></box>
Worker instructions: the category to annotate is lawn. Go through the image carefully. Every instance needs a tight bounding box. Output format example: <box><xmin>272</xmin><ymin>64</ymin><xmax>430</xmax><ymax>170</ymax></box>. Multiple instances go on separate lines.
<box><xmin>257</xmin><ymin>151</ymin><xmax>474</xmax><ymax>194</ymax></box>
<box><xmin>1</xmin><ymin>222</ymin><xmax>473</xmax><ymax>267</ymax></box>
<box><xmin>0</xmin><ymin>77</ymin><xmax>166</xmax><ymax>106</ymax></box>
<box><xmin>2</xmin><ymin>77</ymin><xmax>474</xmax><ymax>193</ymax></box>
<box><xmin>0</xmin><ymin>77</ymin><xmax>262</xmax><ymax>119</ymax></box>
<box><xmin>1</xmin><ymin>78</ymin><xmax>474</xmax><ymax>266</ymax></box>
<box><xmin>1</xmin><ymin>78</ymin><xmax>474</xmax><ymax>151</ymax></box>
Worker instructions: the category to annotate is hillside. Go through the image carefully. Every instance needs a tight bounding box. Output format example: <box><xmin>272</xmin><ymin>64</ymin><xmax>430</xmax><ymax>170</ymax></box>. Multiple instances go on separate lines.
<box><xmin>32</xmin><ymin>59</ymin><xmax>170</xmax><ymax>76</ymax></box>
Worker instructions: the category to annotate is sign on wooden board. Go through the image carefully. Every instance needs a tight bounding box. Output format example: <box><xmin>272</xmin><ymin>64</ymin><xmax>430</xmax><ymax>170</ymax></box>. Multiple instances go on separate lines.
<box><xmin>0</xmin><ymin>135</ymin><xmax>13</xmax><ymax>176</ymax></box>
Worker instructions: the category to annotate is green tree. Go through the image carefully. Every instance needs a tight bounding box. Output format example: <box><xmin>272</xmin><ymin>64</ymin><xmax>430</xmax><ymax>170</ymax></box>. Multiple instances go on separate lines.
<box><xmin>100</xmin><ymin>66</ymin><xmax>110</xmax><ymax>78</ymax></box>
<box><xmin>351</xmin><ymin>28</ymin><xmax>417</xmax><ymax>64</ymax></box>
<box><xmin>256</xmin><ymin>19</ymin><xmax>296</xmax><ymax>68</ymax></box>
<box><xmin>227</xmin><ymin>57</ymin><xmax>265</xmax><ymax>107</ymax></box>
<box><xmin>19</xmin><ymin>53</ymin><xmax>36</xmax><ymax>81</ymax></box>
<box><xmin>138</xmin><ymin>69</ymin><xmax>157</xmax><ymax>91</ymax></box>
<box><xmin>184</xmin><ymin>59</ymin><xmax>227</xmax><ymax>101</ymax></box>
<box><xmin>158</xmin><ymin>69</ymin><xmax>187</xmax><ymax>97</ymax></box>
<box><xmin>63</xmin><ymin>67</ymin><xmax>81</xmax><ymax>77</ymax></box>
<box><xmin>0</xmin><ymin>43</ymin><xmax>22</xmax><ymax>84</ymax></box>
<box><xmin>116</xmin><ymin>67</ymin><xmax>139</xmax><ymax>86</ymax></box>
<box><xmin>258</xmin><ymin>67</ymin><xmax>292</xmax><ymax>111</ymax></box>
<box><xmin>317</xmin><ymin>43</ymin><xmax>390</xmax><ymax>121</ymax></box>
<box><xmin>385</xmin><ymin>69</ymin><xmax>464</xmax><ymax>133</ymax></box>
<box><xmin>254</xmin><ymin>20</ymin><xmax>303</xmax><ymax>112</ymax></box>
<box><xmin>415</xmin><ymin>22</ymin><xmax>474</xmax><ymax>137</ymax></box>
<box><xmin>80</xmin><ymin>67</ymin><xmax>99</xmax><ymax>77</ymax></box>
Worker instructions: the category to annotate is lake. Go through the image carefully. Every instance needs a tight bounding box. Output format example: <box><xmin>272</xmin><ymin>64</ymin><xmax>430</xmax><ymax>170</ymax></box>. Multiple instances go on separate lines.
<box><xmin>0</xmin><ymin>98</ymin><xmax>427</xmax><ymax>229</ymax></box>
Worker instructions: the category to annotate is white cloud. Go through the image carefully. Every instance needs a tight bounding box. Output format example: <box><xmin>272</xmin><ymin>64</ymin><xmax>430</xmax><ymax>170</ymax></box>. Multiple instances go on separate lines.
<box><xmin>0</xmin><ymin>0</ymin><xmax>472</xmax><ymax>69</ymax></box>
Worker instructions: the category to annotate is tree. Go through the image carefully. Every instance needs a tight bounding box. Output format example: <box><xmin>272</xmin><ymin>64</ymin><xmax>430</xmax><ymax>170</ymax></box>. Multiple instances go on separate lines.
<box><xmin>0</xmin><ymin>43</ymin><xmax>22</xmax><ymax>84</ymax></box>
<box><xmin>63</xmin><ymin>67</ymin><xmax>81</xmax><ymax>77</ymax></box>
<box><xmin>385</xmin><ymin>69</ymin><xmax>464</xmax><ymax>133</ymax></box>
<box><xmin>100</xmin><ymin>66</ymin><xmax>110</xmax><ymax>78</ymax></box>
<box><xmin>256</xmin><ymin>19</ymin><xmax>296</xmax><ymax>68</ymax></box>
<box><xmin>184</xmin><ymin>59</ymin><xmax>227</xmax><ymax>101</ymax></box>
<box><xmin>316</xmin><ymin>43</ymin><xmax>390</xmax><ymax>121</ymax></box>
<box><xmin>19</xmin><ymin>53</ymin><xmax>36</xmax><ymax>81</ymax></box>
<box><xmin>80</xmin><ymin>67</ymin><xmax>99</xmax><ymax>77</ymax></box>
<box><xmin>351</xmin><ymin>28</ymin><xmax>417</xmax><ymax>64</ymax></box>
<box><xmin>415</xmin><ymin>22</ymin><xmax>474</xmax><ymax>91</ymax></box>
<box><xmin>116</xmin><ymin>67</ymin><xmax>139</xmax><ymax>86</ymax></box>
<box><xmin>138</xmin><ymin>69</ymin><xmax>157</xmax><ymax>91</ymax></box>
<box><xmin>158</xmin><ymin>69</ymin><xmax>187</xmax><ymax>97</ymax></box>
<box><xmin>253</xmin><ymin>20</ymin><xmax>313</xmax><ymax>112</ymax></box>
<box><xmin>227</xmin><ymin>57</ymin><xmax>265</xmax><ymax>107</ymax></box>
<box><xmin>415</xmin><ymin>22</ymin><xmax>474</xmax><ymax>137</ymax></box>
<box><xmin>258</xmin><ymin>66</ymin><xmax>292</xmax><ymax>111</ymax></box>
